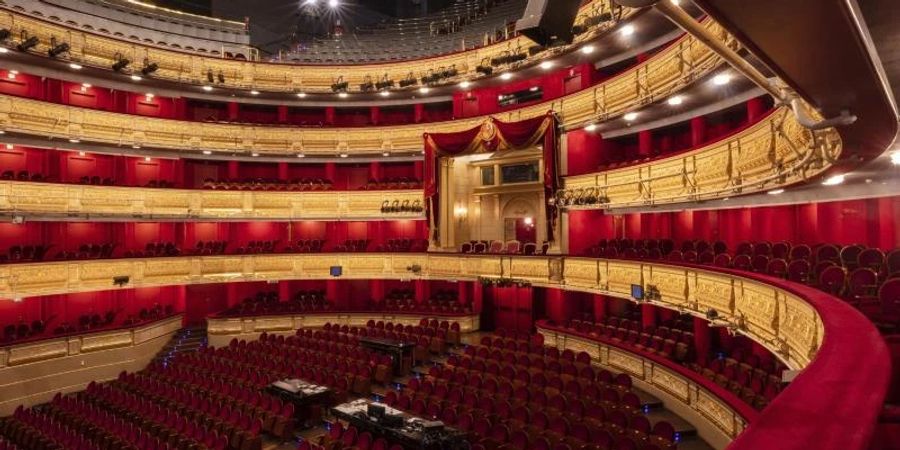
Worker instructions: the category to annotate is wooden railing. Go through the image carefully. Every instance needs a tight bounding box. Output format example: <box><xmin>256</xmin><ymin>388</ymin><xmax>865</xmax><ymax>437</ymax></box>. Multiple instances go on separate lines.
<box><xmin>0</xmin><ymin>0</ymin><xmax>624</xmax><ymax>92</ymax></box>
<box><xmin>0</xmin><ymin>21</ymin><xmax>727</xmax><ymax>156</ymax></box>
<box><xmin>0</xmin><ymin>181</ymin><xmax>424</xmax><ymax>220</ymax></box>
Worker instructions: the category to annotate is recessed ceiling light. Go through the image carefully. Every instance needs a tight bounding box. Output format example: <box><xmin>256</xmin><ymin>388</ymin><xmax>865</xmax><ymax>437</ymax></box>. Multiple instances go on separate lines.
<box><xmin>459</xmin><ymin>81</ymin><xmax>471</xmax><ymax>89</ymax></box>
<box><xmin>623</xmin><ymin>112</ymin><xmax>638</xmax><ymax>121</ymax></box>
<box><xmin>419</xmin><ymin>87</ymin><xmax>430</xmax><ymax>94</ymax></box>
<box><xmin>202</xmin><ymin>85</ymin><xmax>213</xmax><ymax>92</ymax></box>
<box><xmin>251</xmin><ymin>152</ymin><xmax>259</xmax><ymax>157</ymax></box>
<box><xmin>68</xmin><ymin>138</ymin><xmax>80</xmax><ymax>143</ymax></box>
<box><xmin>500</xmin><ymin>73</ymin><xmax>513</xmax><ymax>80</ymax></box>
<box><xmin>297</xmin><ymin>153</ymin><xmax>305</xmax><ymax>158</ymax></box>
<box><xmin>202</xmin><ymin>150</ymin><xmax>212</xmax><ymax>155</ymax></box>
<box><xmin>581</xmin><ymin>45</ymin><xmax>595</xmax><ymax>55</ymax></box>
<box><xmin>382</xmin><ymin>151</ymin><xmax>390</xmax><ymax>157</ymax></box>
<box><xmin>671</xmin><ymin>0</ymin><xmax>680</xmax><ymax>5</ymax></box>
<box><xmin>339</xmin><ymin>153</ymin><xmax>348</xmax><ymax>158</ymax></box>
<box><xmin>328</xmin><ymin>0</ymin><xmax>338</xmax><ymax>6</ymax></box>
<box><xmin>379</xmin><ymin>90</ymin><xmax>390</xmax><ymax>97</ymax></box>
<box><xmin>131</xmin><ymin>75</ymin><xmax>142</xmax><ymax>81</ymax></box>
<box><xmin>713</xmin><ymin>73</ymin><xmax>732</xmax><ymax>85</ymax></box>
<box><xmin>338</xmin><ymin>92</ymin><xmax>348</xmax><ymax>98</ymax></box>
<box><xmin>891</xmin><ymin>151</ymin><xmax>900</xmax><ymax>166</ymax></box>
<box><xmin>585</xmin><ymin>124</ymin><xmax>598</xmax><ymax>132</ymax></box>
<box><xmin>767</xmin><ymin>189</ymin><xmax>785</xmax><ymax>195</ymax></box>
<box><xmin>69</xmin><ymin>63</ymin><xmax>83</xmax><ymax>70</ymax></box>
<box><xmin>0</xmin><ymin>48</ymin><xmax>8</xmax><ymax>54</ymax></box>
<box><xmin>539</xmin><ymin>61</ymin><xmax>554</xmax><ymax>70</ymax></box>
<box><xmin>621</xmin><ymin>24</ymin><xmax>635</xmax><ymax>36</ymax></box>
<box><xmin>667</xmin><ymin>95</ymin><xmax>683</xmax><ymax>106</ymax></box>
<box><xmin>822</xmin><ymin>174</ymin><xmax>845</xmax><ymax>186</ymax></box>
<box><xmin>144</xmin><ymin>157</ymin><xmax>151</xmax><ymax>162</ymax></box>
<box><xmin>297</xmin><ymin>92</ymin><xmax>307</xmax><ymax>98</ymax></box>
<box><xmin>250</xmin><ymin>90</ymin><xmax>260</xmax><ymax>95</ymax></box>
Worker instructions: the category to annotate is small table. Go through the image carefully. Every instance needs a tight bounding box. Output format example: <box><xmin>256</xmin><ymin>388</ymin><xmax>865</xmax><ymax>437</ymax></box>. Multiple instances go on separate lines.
<box><xmin>266</xmin><ymin>379</ymin><xmax>333</xmax><ymax>426</ymax></box>
<box><xmin>332</xmin><ymin>399</ymin><xmax>469</xmax><ymax>450</ymax></box>
<box><xmin>359</xmin><ymin>336</ymin><xmax>416</xmax><ymax>374</ymax></box>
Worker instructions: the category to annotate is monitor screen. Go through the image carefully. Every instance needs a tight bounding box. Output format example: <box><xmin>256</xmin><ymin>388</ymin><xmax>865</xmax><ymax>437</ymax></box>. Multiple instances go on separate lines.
<box><xmin>631</xmin><ymin>284</ymin><xmax>644</xmax><ymax>300</ymax></box>
<box><xmin>330</xmin><ymin>266</ymin><xmax>342</xmax><ymax>277</ymax></box>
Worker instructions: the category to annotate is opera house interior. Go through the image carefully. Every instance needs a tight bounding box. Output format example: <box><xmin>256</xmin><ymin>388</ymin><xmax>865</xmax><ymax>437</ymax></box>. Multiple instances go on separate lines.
<box><xmin>0</xmin><ymin>0</ymin><xmax>898</xmax><ymax>449</ymax></box>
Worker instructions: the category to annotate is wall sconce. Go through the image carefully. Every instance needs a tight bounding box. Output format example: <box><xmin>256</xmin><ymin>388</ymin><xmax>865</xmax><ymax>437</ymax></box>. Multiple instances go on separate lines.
<box><xmin>454</xmin><ymin>205</ymin><xmax>468</xmax><ymax>222</ymax></box>
<box><xmin>523</xmin><ymin>216</ymin><xmax>534</xmax><ymax>226</ymax></box>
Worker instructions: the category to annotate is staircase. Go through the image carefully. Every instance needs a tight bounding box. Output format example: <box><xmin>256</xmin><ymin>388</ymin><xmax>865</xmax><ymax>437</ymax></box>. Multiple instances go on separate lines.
<box><xmin>152</xmin><ymin>326</ymin><xmax>207</xmax><ymax>366</ymax></box>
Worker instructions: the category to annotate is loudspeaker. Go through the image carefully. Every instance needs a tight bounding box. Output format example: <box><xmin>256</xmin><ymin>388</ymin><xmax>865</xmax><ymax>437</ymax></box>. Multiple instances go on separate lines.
<box><xmin>515</xmin><ymin>0</ymin><xmax>583</xmax><ymax>46</ymax></box>
<box><xmin>113</xmin><ymin>276</ymin><xmax>130</xmax><ymax>286</ymax></box>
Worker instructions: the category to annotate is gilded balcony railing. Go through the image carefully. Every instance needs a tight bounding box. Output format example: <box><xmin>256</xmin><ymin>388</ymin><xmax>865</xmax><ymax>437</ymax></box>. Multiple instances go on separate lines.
<box><xmin>0</xmin><ymin>182</ymin><xmax>424</xmax><ymax>220</ymax></box>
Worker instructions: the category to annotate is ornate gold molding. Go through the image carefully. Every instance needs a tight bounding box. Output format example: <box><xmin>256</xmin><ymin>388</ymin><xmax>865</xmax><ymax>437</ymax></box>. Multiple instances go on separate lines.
<box><xmin>538</xmin><ymin>325</ymin><xmax>749</xmax><ymax>446</ymax></box>
<box><xmin>0</xmin><ymin>21</ymin><xmax>727</xmax><ymax>156</ymax></box>
<box><xmin>0</xmin><ymin>254</ymin><xmax>821</xmax><ymax>370</ymax></box>
<box><xmin>0</xmin><ymin>1</ymin><xmax>623</xmax><ymax>92</ymax></box>
<box><xmin>0</xmin><ymin>181</ymin><xmax>424</xmax><ymax>220</ymax></box>
<box><xmin>562</xmin><ymin>107</ymin><xmax>843</xmax><ymax>208</ymax></box>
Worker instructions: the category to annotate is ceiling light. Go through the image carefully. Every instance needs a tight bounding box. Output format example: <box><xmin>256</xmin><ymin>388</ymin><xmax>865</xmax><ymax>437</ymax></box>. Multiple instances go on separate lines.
<box><xmin>500</xmin><ymin>73</ymin><xmax>513</xmax><ymax>80</ymax></box>
<box><xmin>144</xmin><ymin>157</ymin><xmax>151</xmax><ymax>162</ymax></box>
<box><xmin>713</xmin><ymin>73</ymin><xmax>732</xmax><ymax>85</ymax></box>
<box><xmin>202</xmin><ymin>85</ymin><xmax>213</xmax><ymax>92</ymax></box>
<box><xmin>621</xmin><ymin>24</ymin><xmax>635</xmax><ymax>36</ymax></box>
<box><xmin>78</xmin><ymin>151</ymin><xmax>85</xmax><ymax>156</ymax></box>
<box><xmin>339</xmin><ymin>153</ymin><xmax>348</xmax><ymax>158</ymax></box>
<box><xmin>0</xmin><ymin>48</ymin><xmax>7</xmax><ymax>54</ymax></box>
<box><xmin>623</xmin><ymin>112</ymin><xmax>638</xmax><ymax>121</ymax></box>
<box><xmin>379</xmin><ymin>90</ymin><xmax>390</xmax><ymax>97</ymax></box>
<box><xmin>251</xmin><ymin>152</ymin><xmax>259</xmax><ymax>157</ymax></box>
<box><xmin>297</xmin><ymin>153</ymin><xmax>306</xmax><ymax>158</ymax></box>
<box><xmin>671</xmin><ymin>0</ymin><xmax>680</xmax><ymax>5</ymax></box>
<box><xmin>539</xmin><ymin>61</ymin><xmax>554</xmax><ymax>70</ymax></box>
<box><xmin>581</xmin><ymin>45</ymin><xmax>595</xmax><ymax>54</ymax></box>
<box><xmin>419</xmin><ymin>87</ymin><xmax>430</xmax><ymax>94</ymax></box>
<box><xmin>382</xmin><ymin>151</ymin><xmax>390</xmax><ymax>157</ymax></box>
<box><xmin>667</xmin><ymin>95</ymin><xmax>683</xmax><ymax>106</ymax></box>
<box><xmin>131</xmin><ymin>74</ymin><xmax>142</xmax><ymax>81</ymax></box>
<box><xmin>585</xmin><ymin>124</ymin><xmax>597</xmax><ymax>132</ymax></box>
<box><xmin>891</xmin><ymin>151</ymin><xmax>900</xmax><ymax>166</ymax></box>
<box><xmin>69</xmin><ymin>63</ymin><xmax>82</xmax><ymax>70</ymax></box>
<box><xmin>68</xmin><ymin>138</ymin><xmax>80</xmax><ymax>143</ymax></box>
<box><xmin>250</xmin><ymin>90</ymin><xmax>260</xmax><ymax>95</ymax></box>
<box><xmin>7</xmin><ymin>69</ymin><xmax>17</xmax><ymax>79</ymax></box>
<box><xmin>459</xmin><ymin>81</ymin><xmax>471</xmax><ymax>89</ymax></box>
<box><xmin>202</xmin><ymin>150</ymin><xmax>212</xmax><ymax>155</ymax></box>
<box><xmin>822</xmin><ymin>174</ymin><xmax>845</xmax><ymax>186</ymax></box>
<box><xmin>132</xmin><ymin>144</ymin><xmax>141</xmax><ymax>149</ymax></box>
<box><xmin>81</xmin><ymin>82</ymin><xmax>91</xmax><ymax>89</ymax></box>
<box><xmin>328</xmin><ymin>0</ymin><xmax>338</xmax><ymax>6</ymax></box>
<box><xmin>767</xmin><ymin>189</ymin><xmax>784</xmax><ymax>195</ymax></box>
<box><xmin>0</xmin><ymin>130</ymin><xmax>4</xmax><ymax>134</ymax></box>
<box><xmin>145</xmin><ymin>93</ymin><xmax>154</xmax><ymax>99</ymax></box>
<box><xmin>296</xmin><ymin>92</ymin><xmax>307</xmax><ymax>98</ymax></box>
<box><xmin>338</xmin><ymin>92</ymin><xmax>348</xmax><ymax>98</ymax></box>
<box><xmin>5</xmin><ymin>144</ymin><xmax>12</xmax><ymax>150</ymax></box>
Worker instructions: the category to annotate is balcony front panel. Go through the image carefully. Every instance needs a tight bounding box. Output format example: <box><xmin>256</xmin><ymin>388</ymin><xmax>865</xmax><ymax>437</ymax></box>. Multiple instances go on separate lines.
<box><xmin>0</xmin><ymin>181</ymin><xmax>424</xmax><ymax>220</ymax></box>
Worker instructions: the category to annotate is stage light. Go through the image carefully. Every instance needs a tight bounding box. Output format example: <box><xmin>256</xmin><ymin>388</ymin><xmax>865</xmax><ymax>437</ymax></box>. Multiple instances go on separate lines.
<box><xmin>623</xmin><ymin>112</ymin><xmax>638</xmax><ymax>121</ymax></box>
<box><xmin>297</xmin><ymin>153</ymin><xmax>306</xmax><ymax>158</ymax></box>
<box><xmin>202</xmin><ymin>85</ymin><xmax>213</xmax><ymax>92</ymax></box>
<box><xmin>217</xmin><ymin>71</ymin><xmax>225</xmax><ymax>84</ymax></box>
<box><xmin>48</xmin><ymin>41</ymin><xmax>70</xmax><ymax>58</ymax></box>
<box><xmin>250</xmin><ymin>90</ymin><xmax>260</xmax><ymax>95</ymax></box>
<box><xmin>339</xmin><ymin>153</ymin><xmax>348</xmax><ymax>158</ymax></box>
<box><xmin>500</xmin><ymin>72</ymin><xmax>513</xmax><ymax>81</ymax></box>
<box><xmin>251</xmin><ymin>152</ymin><xmax>259</xmax><ymax>157</ymax></box>
<box><xmin>141</xmin><ymin>60</ymin><xmax>159</xmax><ymax>76</ymax></box>
<box><xmin>379</xmin><ymin>90</ymin><xmax>390</xmax><ymax>97</ymax></box>
<box><xmin>822</xmin><ymin>174</ymin><xmax>845</xmax><ymax>186</ymax></box>
<box><xmin>767</xmin><ymin>189</ymin><xmax>784</xmax><ymax>195</ymax></box>
<box><xmin>667</xmin><ymin>95</ymin><xmax>683</xmax><ymax>106</ymax></box>
<box><xmin>713</xmin><ymin>73</ymin><xmax>731</xmax><ymax>85</ymax></box>
<box><xmin>131</xmin><ymin>74</ymin><xmax>142</xmax><ymax>81</ymax></box>
<box><xmin>16</xmin><ymin>36</ymin><xmax>39</xmax><ymax>52</ymax></box>
<box><xmin>112</xmin><ymin>54</ymin><xmax>130</xmax><ymax>72</ymax></box>
<box><xmin>206</xmin><ymin>69</ymin><xmax>214</xmax><ymax>83</ymax></box>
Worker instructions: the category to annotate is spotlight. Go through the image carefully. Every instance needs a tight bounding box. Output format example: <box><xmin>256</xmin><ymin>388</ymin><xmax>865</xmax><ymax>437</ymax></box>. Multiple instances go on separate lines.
<box><xmin>822</xmin><ymin>174</ymin><xmax>845</xmax><ymax>186</ymax></box>
<box><xmin>296</xmin><ymin>92</ymin><xmax>307</xmax><ymax>98</ymax></box>
<box><xmin>217</xmin><ymin>71</ymin><xmax>225</xmax><ymax>84</ymax></box>
<box><xmin>581</xmin><ymin>45</ymin><xmax>595</xmax><ymax>55</ymax></box>
<box><xmin>202</xmin><ymin>150</ymin><xmax>212</xmax><ymax>155</ymax></box>
<box><xmin>419</xmin><ymin>87</ymin><xmax>430</xmax><ymax>94</ymax></box>
<box><xmin>141</xmin><ymin>59</ymin><xmax>159</xmax><ymax>76</ymax></box>
<box><xmin>112</xmin><ymin>57</ymin><xmax>131</xmax><ymax>72</ymax></box>
<box><xmin>459</xmin><ymin>81</ymin><xmax>471</xmax><ymax>89</ymax></box>
<box><xmin>338</xmin><ymin>92</ymin><xmax>349</xmax><ymax>98</ymax></box>
<box><xmin>892</xmin><ymin>151</ymin><xmax>900</xmax><ymax>166</ymax></box>
<box><xmin>48</xmin><ymin>41</ymin><xmax>70</xmax><ymax>58</ymax></box>
<box><xmin>16</xmin><ymin>36</ymin><xmax>39</xmax><ymax>52</ymax></box>
<box><xmin>206</xmin><ymin>69</ymin><xmax>214</xmax><ymax>83</ymax></box>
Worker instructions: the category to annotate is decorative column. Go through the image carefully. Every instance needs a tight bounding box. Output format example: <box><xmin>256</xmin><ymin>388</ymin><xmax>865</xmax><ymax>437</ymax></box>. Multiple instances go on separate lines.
<box><xmin>277</xmin><ymin>105</ymin><xmax>289</xmax><ymax>123</ymax></box>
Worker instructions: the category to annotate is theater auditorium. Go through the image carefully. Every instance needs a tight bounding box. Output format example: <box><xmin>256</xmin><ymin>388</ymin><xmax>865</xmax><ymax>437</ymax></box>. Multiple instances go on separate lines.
<box><xmin>0</xmin><ymin>0</ymin><xmax>897</xmax><ymax>449</ymax></box>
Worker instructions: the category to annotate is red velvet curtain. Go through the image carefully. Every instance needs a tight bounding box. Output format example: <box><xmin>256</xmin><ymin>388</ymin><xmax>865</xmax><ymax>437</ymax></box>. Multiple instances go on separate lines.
<box><xmin>423</xmin><ymin>113</ymin><xmax>559</xmax><ymax>245</ymax></box>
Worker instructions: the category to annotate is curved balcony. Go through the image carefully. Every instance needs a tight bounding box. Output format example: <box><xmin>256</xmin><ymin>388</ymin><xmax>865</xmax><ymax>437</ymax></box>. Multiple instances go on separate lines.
<box><xmin>0</xmin><ymin>0</ymin><xmax>626</xmax><ymax>92</ymax></box>
<box><xmin>561</xmin><ymin>106</ymin><xmax>842</xmax><ymax>209</ymax></box>
<box><xmin>0</xmin><ymin>181</ymin><xmax>424</xmax><ymax>220</ymax></box>
<box><xmin>0</xmin><ymin>253</ymin><xmax>886</xmax><ymax>450</ymax></box>
<box><xmin>0</xmin><ymin>21</ymin><xmax>728</xmax><ymax>156</ymax></box>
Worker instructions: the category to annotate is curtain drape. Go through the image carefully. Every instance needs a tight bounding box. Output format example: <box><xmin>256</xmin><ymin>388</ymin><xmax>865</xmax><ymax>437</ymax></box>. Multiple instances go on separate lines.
<box><xmin>423</xmin><ymin>113</ymin><xmax>559</xmax><ymax>245</ymax></box>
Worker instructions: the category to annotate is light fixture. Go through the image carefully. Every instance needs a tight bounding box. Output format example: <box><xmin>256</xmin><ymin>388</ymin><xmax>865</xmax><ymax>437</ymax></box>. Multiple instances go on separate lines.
<box><xmin>81</xmin><ymin>82</ymin><xmax>92</xmax><ymax>89</ymax></box>
<box><xmin>671</xmin><ymin>0</ymin><xmax>680</xmax><ymax>5</ymax></box>
<box><xmin>713</xmin><ymin>73</ymin><xmax>732</xmax><ymax>85</ymax></box>
<box><xmin>68</xmin><ymin>138</ymin><xmax>80</xmax><ymax>143</ymax></box>
<box><xmin>48</xmin><ymin>41</ymin><xmax>70</xmax><ymax>58</ymax></box>
<box><xmin>296</xmin><ymin>92</ymin><xmax>307</xmax><ymax>98</ymax></box>
<box><xmin>132</xmin><ymin>144</ymin><xmax>141</xmax><ymax>149</ymax></box>
<box><xmin>251</xmin><ymin>152</ymin><xmax>259</xmax><ymax>157</ymax></box>
<box><xmin>581</xmin><ymin>45</ymin><xmax>595</xmax><ymax>54</ymax></box>
<box><xmin>0</xmin><ymin>130</ymin><xmax>4</xmax><ymax>134</ymax></box>
<box><xmin>338</xmin><ymin>92</ymin><xmax>348</xmax><ymax>98</ymax></box>
<box><xmin>68</xmin><ymin>63</ymin><xmax>83</xmax><ymax>70</ymax></box>
<box><xmin>16</xmin><ymin>36</ymin><xmax>39</xmax><ymax>52</ymax></box>
<box><xmin>667</xmin><ymin>95</ymin><xmax>683</xmax><ymax>106</ymax></box>
<box><xmin>459</xmin><ymin>81</ymin><xmax>471</xmax><ymax>89</ymax></box>
<box><xmin>623</xmin><ymin>112</ymin><xmax>638</xmax><ymax>121</ymax></box>
<box><xmin>202</xmin><ymin>150</ymin><xmax>212</xmax><ymax>155</ymax></box>
<box><xmin>111</xmin><ymin>56</ymin><xmax>130</xmax><ymax>72</ymax></box>
<box><xmin>250</xmin><ymin>90</ymin><xmax>260</xmax><ymax>95</ymax></box>
<box><xmin>620</xmin><ymin>24</ymin><xmax>635</xmax><ymax>36</ymax></box>
<box><xmin>767</xmin><ymin>189</ymin><xmax>785</xmax><ymax>195</ymax></box>
<box><xmin>339</xmin><ymin>153</ymin><xmax>348</xmax><ymax>158</ymax></box>
<box><xmin>523</xmin><ymin>217</ymin><xmax>534</xmax><ymax>225</ymax></box>
<box><xmin>382</xmin><ymin>151</ymin><xmax>390</xmax><ymax>157</ymax></box>
<box><xmin>202</xmin><ymin>85</ymin><xmax>213</xmax><ymax>92</ymax></box>
<box><xmin>500</xmin><ymin>72</ymin><xmax>513</xmax><ymax>81</ymax></box>
<box><xmin>539</xmin><ymin>61</ymin><xmax>554</xmax><ymax>70</ymax></box>
<box><xmin>7</xmin><ymin>70</ymin><xmax>17</xmax><ymax>79</ymax></box>
<box><xmin>328</xmin><ymin>0</ymin><xmax>339</xmax><ymax>7</ymax></box>
<box><xmin>144</xmin><ymin>157</ymin><xmax>151</xmax><ymax>162</ymax></box>
<box><xmin>0</xmin><ymin>48</ymin><xmax>8</xmax><ymax>54</ymax></box>
<box><xmin>78</xmin><ymin>151</ymin><xmax>86</xmax><ymax>157</ymax></box>
<box><xmin>822</xmin><ymin>174</ymin><xmax>845</xmax><ymax>186</ymax></box>
<box><xmin>891</xmin><ymin>151</ymin><xmax>900</xmax><ymax>166</ymax></box>
<box><xmin>145</xmin><ymin>93</ymin><xmax>155</xmax><ymax>100</ymax></box>
<box><xmin>5</xmin><ymin>144</ymin><xmax>12</xmax><ymax>149</ymax></box>
<box><xmin>379</xmin><ymin>90</ymin><xmax>390</xmax><ymax>97</ymax></box>
<box><xmin>297</xmin><ymin>153</ymin><xmax>306</xmax><ymax>158</ymax></box>
<box><xmin>141</xmin><ymin>60</ymin><xmax>159</xmax><ymax>76</ymax></box>
<box><xmin>419</xmin><ymin>87</ymin><xmax>430</xmax><ymax>94</ymax></box>
<box><xmin>585</xmin><ymin>123</ymin><xmax>598</xmax><ymax>132</ymax></box>
<box><xmin>131</xmin><ymin>74</ymin><xmax>142</xmax><ymax>81</ymax></box>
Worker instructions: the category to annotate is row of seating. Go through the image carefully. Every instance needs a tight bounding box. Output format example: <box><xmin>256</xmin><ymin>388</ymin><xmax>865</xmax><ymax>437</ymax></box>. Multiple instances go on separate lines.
<box><xmin>2</xmin><ymin>306</ymin><xmax>175</xmax><ymax>347</ymax></box>
<box><xmin>460</xmin><ymin>240</ymin><xmax>550</xmax><ymax>255</ymax></box>
<box><xmin>0</xmin><ymin>244</ymin><xmax>54</xmax><ymax>263</ymax></box>
<box><xmin>360</xmin><ymin>178</ymin><xmax>423</xmax><ymax>190</ymax></box>
<box><xmin>201</xmin><ymin>178</ymin><xmax>334</xmax><ymax>191</ymax></box>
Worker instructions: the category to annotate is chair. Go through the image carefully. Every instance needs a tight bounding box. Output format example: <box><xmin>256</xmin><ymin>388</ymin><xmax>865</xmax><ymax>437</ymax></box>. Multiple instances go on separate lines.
<box><xmin>733</xmin><ymin>254</ymin><xmax>752</xmax><ymax>271</ymax></box>
<box><xmin>523</xmin><ymin>243</ymin><xmax>537</xmax><ymax>255</ymax></box>
<box><xmin>846</xmin><ymin>268</ymin><xmax>879</xmax><ymax>305</ymax></box>
<box><xmin>489</xmin><ymin>241</ymin><xmax>504</xmax><ymax>253</ymax></box>
<box><xmin>714</xmin><ymin>253</ymin><xmax>732</xmax><ymax>268</ymax></box>
<box><xmin>790</xmin><ymin>244</ymin><xmax>812</xmax><ymax>261</ymax></box>
<box><xmin>767</xmin><ymin>258</ymin><xmax>788</xmax><ymax>278</ymax></box>
<box><xmin>461</xmin><ymin>242</ymin><xmax>472</xmax><ymax>253</ymax></box>
<box><xmin>818</xmin><ymin>266</ymin><xmax>847</xmax><ymax>296</ymax></box>
<box><xmin>858</xmin><ymin>248</ymin><xmax>886</xmax><ymax>273</ymax></box>
<box><xmin>787</xmin><ymin>259</ymin><xmax>811</xmax><ymax>283</ymax></box>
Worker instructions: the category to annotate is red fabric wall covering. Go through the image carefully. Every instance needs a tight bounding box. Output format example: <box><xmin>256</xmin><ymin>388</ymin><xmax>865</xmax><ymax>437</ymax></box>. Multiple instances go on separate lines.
<box><xmin>566</xmin><ymin>195</ymin><xmax>900</xmax><ymax>255</ymax></box>
<box><xmin>487</xmin><ymin>285</ymin><xmax>534</xmax><ymax>332</ymax></box>
<box><xmin>0</xmin><ymin>286</ymin><xmax>181</xmax><ymax>327</ymax></box>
